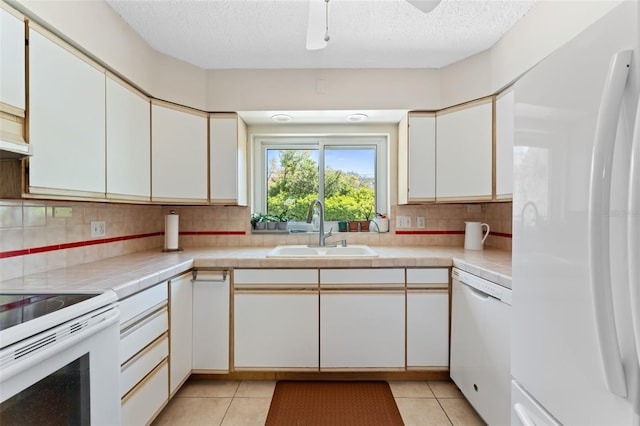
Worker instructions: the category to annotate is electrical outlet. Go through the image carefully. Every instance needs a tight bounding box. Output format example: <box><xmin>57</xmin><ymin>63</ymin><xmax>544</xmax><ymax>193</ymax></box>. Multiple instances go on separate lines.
<box><xmin>416</xmin><ymin>216</ymin><xmax>425</xmax><ymax>228</ymax></box>
<box><xmin>404</xmin><ymin>216</ymin><xmax>412</xmax><ymax>228</ymax></box>
<box><xmin>396</xmin><ymin>215</ymin><xmax>412</xmax><ymax>229</ymax></box>
<box><xmin>91</xmin><ymin>221</ymin><xmax>106</xmax><ymax>238</ymax></box>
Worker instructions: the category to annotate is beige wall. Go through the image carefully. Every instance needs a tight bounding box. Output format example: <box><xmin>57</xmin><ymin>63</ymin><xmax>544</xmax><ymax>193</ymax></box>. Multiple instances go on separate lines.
<box><xmin>440</xmin><ymin>0</ymin><xmax>624</xmax><ymax>106</ymax></box>
<box><xmin>206</xmin><ymin>68</ymin><xmax>441</xmax><ymax>111</ymax></box>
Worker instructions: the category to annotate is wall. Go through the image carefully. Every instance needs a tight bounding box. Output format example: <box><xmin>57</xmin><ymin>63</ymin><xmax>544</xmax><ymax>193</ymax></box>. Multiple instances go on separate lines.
<box><xmin>206</xmin><ymin>68</ymin><xmax>441</xmax><ymax>111</ymax></box>
<box><xmin>0</xmin><ymin>200</ymin><xmax>163</xmax><ymax>281</ymax></box>
<box><xmin>440</xmin><ymin>0</ymin><xmax>624</xmax><ymax>106</ymax></box>
<box><xmin>170</xmin><ymin>202</ymin><xmax>512</xmax><ymax>250</ymax></box>
<box><xmin>0</xmin><ymin>199</ymin><xmax>512</xmax><ymax>281</ymax></box>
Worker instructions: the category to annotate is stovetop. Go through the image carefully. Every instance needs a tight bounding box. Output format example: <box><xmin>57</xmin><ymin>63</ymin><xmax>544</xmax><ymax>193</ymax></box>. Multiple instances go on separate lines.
<box><xmin>0</xmin><ymin>293</ymin><xmax>99</xmax><ymax>332</ymax></box>
<box><xmin>0</xmin><ymin>290</ymin><xmax>118</xmax><ymax>348</ymax></box>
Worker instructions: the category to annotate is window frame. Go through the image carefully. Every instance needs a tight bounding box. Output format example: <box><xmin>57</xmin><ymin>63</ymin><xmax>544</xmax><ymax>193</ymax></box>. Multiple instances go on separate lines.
<box><xmin>252</xmin><ymin>135</ymin><xmax>389</xmax><ymax>221</ymax></box>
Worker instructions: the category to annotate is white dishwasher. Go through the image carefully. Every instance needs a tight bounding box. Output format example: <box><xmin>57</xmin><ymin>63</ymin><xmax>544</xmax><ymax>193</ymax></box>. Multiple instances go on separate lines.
<box><xmin>450</xmin><ymin>267</ymin><xmax>512</xmax><ymax>426</ymax></box>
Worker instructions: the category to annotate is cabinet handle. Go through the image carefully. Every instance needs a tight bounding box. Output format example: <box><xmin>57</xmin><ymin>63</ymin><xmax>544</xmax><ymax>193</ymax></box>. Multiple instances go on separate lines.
<box><xmin>192</xmin><ymin>270</ymin><xmax>227</xmax><ymax>282</ymax></box>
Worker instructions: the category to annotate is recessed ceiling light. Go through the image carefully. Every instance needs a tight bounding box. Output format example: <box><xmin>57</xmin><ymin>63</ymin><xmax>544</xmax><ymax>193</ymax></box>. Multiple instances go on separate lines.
<box><xmin>346</xmin><ymin>113</ymin><xmax>368</xmax><ymax>122</ymax></box>
<box><xmin>271</xmin><ymin>114</ymin><xmax>293</xmax><ymax>123</ymax></box>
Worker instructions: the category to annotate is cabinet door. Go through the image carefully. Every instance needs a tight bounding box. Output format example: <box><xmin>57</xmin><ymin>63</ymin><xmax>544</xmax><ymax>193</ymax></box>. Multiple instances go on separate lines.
<box><xmin>234</xmin><ymin>292</ymin><xmax>319</xmax><ymax>369</ymax></box>
<box><xmin>169</xmin><ymin>272</ymin><xmax>192</xmax><ymax>395</ymax></box>
<box><xmin>106</xmin><ymin>75</ymin><xmax>151</xmax><ymax>201</ymax></box>
<box><xmin>436</xmin><ymin>98</ymin><xmax>493</xmax><ymax>201</ymax></box>
<box><xmin>406</xmin><ymin>291</ymin><xmax>449</xmax><ymax>367</ymax></box>
<box><xmin>192</xmin><ymin>271</ymin><xmax>229</xmax><ymax>372</ymax></box>
<box><xmin>1</xmin><ymin>7</ymin><xmax>25</xmax><ymax>112</ymax></box>
<box><xmin>28</xmin><ymin>26</ymin><xmax>106</xmax><ymax>197</ymax></box>
<box><xmin>495</xmin><ymin>89</ymin><xmax>514</xmax><ymax>200</ymax></box>
<box><xmin>320</xmin><ymin>291</ymin><xmax>405</xmax><ymax>368</ymax></box>
<box><xmin>399</xmin><ymin>113</ymin><xmax>436</xmax><ymax>203</ymax></box>
<box><xmin>151</xmin><ymin>101</ymin><xmax>208</xmax><ymax>203</ymax></box>
<box><xmin>210</xmin><ymin>113</ymin><xmax>247</xmax><ymax>205</ymax></box>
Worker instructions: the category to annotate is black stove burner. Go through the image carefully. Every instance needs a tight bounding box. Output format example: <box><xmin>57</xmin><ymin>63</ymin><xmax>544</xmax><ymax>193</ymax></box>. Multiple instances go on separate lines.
<box><xmin>0</xmin><ymin>293</ymin><xmax>98</xmax><ymax>331</ymax></box>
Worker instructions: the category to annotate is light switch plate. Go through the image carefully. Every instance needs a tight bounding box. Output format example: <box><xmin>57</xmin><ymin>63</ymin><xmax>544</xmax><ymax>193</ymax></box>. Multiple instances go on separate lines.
<box><xmin>91</xmin><ymin>221</ymin><xmax>106</xmax><ymax>238</ymax></box>
<box><xmin>416</xmin><ymin>216</ymin><xmax>425</xmax><ymax>228</ymax></box>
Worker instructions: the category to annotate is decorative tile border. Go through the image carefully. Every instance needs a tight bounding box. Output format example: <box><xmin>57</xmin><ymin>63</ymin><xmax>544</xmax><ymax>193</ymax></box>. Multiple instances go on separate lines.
<box><xmin>0</xmin><ymin>231</ymin><xmax>248</xmax><ymax>259</ymax></box>
<box><xmin>395</xmin><ymin>230</ymin><xmax>512</xmax><ymax>238</ymax></box>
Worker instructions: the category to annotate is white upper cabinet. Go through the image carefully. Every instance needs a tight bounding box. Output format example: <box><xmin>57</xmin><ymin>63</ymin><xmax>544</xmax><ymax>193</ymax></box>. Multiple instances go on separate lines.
<box><xmin>436</xmin><ymin>98</ymin><xmax>493</xmax><ymax>202</ymax></box>
<box><xmin>106</xmin><ymin>75</ymin><xmax>151</xmax><ymax>201</ymax></box>
<box><xmin>28</xmin><ymin>26</ymin><xmax>106</xmax><ymax>197</ymax></box>
<box><xmin>0</xmin><ymin>6</ymin><xmax>25</xmax><ymax>113</ymax></box>
<box><xmin>151</xmin><ymin>101</ymin><xmax>208</xmax><ymax>203</ymax></box>
<box><xmin>209</xmin><ymin>113</ymin><xmax>247</xmax><ymax>205</ymax></box>
<box><xmin>398</xmin><ymin>112</ymin><xmax>436</xmax><ymax>204</ymax></box>
<box><xmin>495</xmin><ymin>89</ymin><xmax>514</xmax><ymax>200</ymax></box>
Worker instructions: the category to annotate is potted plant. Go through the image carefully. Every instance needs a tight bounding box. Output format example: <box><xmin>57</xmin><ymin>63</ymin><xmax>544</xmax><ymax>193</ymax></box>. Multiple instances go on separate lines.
<box><xmin>358</xmin><ymin>206</ymin><xmax>373</xmax><ymax>232</ymax></box>
<box><xmin>251</xmin><ymin>212</ymin><xmax>267</xmax><ymax>230</ymax></box>
<box><xmin>276</xmin><ymin>209</ymin><xmax>289</xmax><ymax>231</ymax></box>
<box><xmin>265</xmin><ymin>215</ymin><xmax>278</xmax><ymax>230</ymax></box>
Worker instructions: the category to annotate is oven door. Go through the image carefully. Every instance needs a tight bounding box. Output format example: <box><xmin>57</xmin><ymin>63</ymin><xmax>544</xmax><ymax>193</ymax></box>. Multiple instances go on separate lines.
<box><xmin>0</xmin><ymin>304</ymin><xmax>120</xmax><ymax>425</ymax></box>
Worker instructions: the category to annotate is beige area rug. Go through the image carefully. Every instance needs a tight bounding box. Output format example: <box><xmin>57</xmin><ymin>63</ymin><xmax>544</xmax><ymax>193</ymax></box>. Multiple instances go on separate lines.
<box><xmin>265</xmin><ymin>380</ymin><xmax>404</xmax><ymax>425</ymax></box>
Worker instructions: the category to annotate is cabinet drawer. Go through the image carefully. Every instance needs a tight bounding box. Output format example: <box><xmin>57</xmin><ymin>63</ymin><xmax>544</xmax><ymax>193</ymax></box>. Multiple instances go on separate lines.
<box><xmin>121</xmin><ymin>334</ymin><xmax>168</xmax><ymax>397</ymax></box>
<box><xmin>120</xmin><ymin>307</ymin><xmax>168</xmax><ymax>365</ymax></box>
<box><xmin>120</xmin><ymin>282</ymin><xmax>167</xmax><ymax>326</ymax></box>
<box><xmin>121</xmin><ymin>360</ymin><xmax>168</xmax><ymax>426</ymax></box>
<box><xmin>234</xmin><ymin>269</ymin><xmax>317</xmax><ymax>285</ymax></box>
<box><xmin>406</xmin><ymin>268</ymin><xmax>449</xmax><ymax>287</ymax></box>
<box><xmin>320</xmin><ymin>269</ymin><xmax>404</xmax><ymax>286</ymax></box>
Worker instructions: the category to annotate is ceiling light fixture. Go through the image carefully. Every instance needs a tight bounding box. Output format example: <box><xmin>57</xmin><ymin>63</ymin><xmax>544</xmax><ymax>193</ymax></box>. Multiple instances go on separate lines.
<box><xmin>271</xmin><ymin>114</ymin><xmax>293</xmax><ymax>123</ymax></box>
<box><xmin>406</xmin><ymin>0</ymin><xmax>442</xmax><ymax>14</ymax></box>
<box><xmin>346</xmin><ymin>113</ymin><xmax>368</xmax><ymax>123</ymax></box>
<box><xmin>306</xmin><ymin>0</ymin><xmax>330</xmax><ymax>50</ymax></box>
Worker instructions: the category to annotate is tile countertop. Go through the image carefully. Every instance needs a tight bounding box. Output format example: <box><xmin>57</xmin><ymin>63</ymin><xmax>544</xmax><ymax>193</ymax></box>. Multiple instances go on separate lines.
<box><xmin>0</xmin><ymin>246</ymin><xmax>512</xmax><ymax>299</ymax></box>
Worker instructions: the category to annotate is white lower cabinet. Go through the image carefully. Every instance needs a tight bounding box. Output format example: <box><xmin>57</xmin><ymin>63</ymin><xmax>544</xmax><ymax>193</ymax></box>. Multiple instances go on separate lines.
<box><xmin>320</xmin><ymin>269</ymin><xmax>405</xmax><ymax>369</ymax></box>
<box><xmin>118</xmin><ymin>282</ymin><xmax>169</xmax><ymax>426</ymax></box>
<box><xmin>406</xmin><ymin>268</ymin><xmax>450</xmax><ymax>368</ymax></box>
<box><xmin>234</xmin><ymin>292</ymin><xmax>319</xmax><ymax>368</ymax></box>
<box><xmin>192</xmin><ymin>270</ymin><xmax>230</xmax><ymax>372</ymax></box>
<box><xmin>233</xmin><ymin>269</ymin><xmax>319</xmax><ymax>369</ymax></box>
<box><xmin>406</xmin><ymin>291</ymin><xmax>449</xmax><ymax>367</ymax></box>
<box><xmin>169</xmin><ymin>272</ymin><xmax>193</xmax><ymax>395</ymax></box>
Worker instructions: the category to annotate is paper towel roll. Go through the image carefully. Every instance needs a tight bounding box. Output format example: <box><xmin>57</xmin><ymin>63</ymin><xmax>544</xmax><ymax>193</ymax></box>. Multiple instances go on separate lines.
<box><xmin>164</xmin><ymin>213</ymin><xmax>179</xmax><ymax>251</ymax></box>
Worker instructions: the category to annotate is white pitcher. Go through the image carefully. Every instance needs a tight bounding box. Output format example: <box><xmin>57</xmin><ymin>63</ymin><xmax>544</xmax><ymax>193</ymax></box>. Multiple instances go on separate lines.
<box><xmin>464</xmin><ymin>221</ymin><xmax>490</xmax><ymax>250</ymax></box>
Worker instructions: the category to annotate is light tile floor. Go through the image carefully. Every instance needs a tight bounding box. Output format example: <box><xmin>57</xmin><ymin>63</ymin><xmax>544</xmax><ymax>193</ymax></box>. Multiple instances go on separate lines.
<box><xmin>153</xmin><ymin>379</ymin><xmax>485</xmax><ymax>426</ymax></box>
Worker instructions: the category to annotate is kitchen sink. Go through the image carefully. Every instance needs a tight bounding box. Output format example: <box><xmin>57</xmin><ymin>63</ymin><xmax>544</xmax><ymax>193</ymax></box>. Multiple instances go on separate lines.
<box><xmin>267</xmin><ymin>245</ymin><xmax>378</xmax><ymax>258</ymax></box>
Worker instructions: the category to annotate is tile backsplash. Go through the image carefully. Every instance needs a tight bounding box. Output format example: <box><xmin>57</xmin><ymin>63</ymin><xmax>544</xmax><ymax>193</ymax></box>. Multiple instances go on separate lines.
<box><xmin>1</xmin><ymin>199</ymin><xmax>512</xmax><ymax>281</ymax></box>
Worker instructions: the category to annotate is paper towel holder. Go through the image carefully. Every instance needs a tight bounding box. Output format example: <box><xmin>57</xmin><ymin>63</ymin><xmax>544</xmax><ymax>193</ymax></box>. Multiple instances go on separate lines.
<box><xmin>163</xmin><ymin>210</ymin><xmax>183</xmax><ymax>252</ymax></box>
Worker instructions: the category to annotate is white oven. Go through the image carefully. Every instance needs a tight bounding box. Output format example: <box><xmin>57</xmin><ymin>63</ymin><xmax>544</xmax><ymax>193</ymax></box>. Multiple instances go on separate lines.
<box><xmin>0</xmin><ymin>290</ymin><xmax>120</xmax><ymax>425</ymax></box>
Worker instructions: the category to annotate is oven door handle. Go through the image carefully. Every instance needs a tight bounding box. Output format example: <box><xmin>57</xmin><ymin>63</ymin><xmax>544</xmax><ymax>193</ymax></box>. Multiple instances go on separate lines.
<box><xmin>0</xmin><ymin>307</ymin><xmax>119</xmax><ymax>382</ymax></box>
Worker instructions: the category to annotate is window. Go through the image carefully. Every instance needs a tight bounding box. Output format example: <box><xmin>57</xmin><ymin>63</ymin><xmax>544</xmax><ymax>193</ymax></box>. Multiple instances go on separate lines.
<box><xmin>253</xmin><ymin>136</ymin><xmax>388</xmax><ymax>223</ymax></box>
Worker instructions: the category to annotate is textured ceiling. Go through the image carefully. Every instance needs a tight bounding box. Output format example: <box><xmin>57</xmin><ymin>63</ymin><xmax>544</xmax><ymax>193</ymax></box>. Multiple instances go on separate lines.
<box><xmin>106</xmin><ymin>0</ymin><xmax>536</xmax><ymax>70</ymax></box>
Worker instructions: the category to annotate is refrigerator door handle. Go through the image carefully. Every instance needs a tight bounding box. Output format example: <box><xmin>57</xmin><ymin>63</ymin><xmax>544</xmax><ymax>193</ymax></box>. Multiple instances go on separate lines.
<box><xmin>588</xmin><ymin>49</ymin><xmax>632</xmax><ymax>398</ymax></box>
<box><xmin>629</xmin><ymin>88</ymin><xmax>640</xmax><ymax>368</ymax></box>
<box><xmin>513</xmin><ymin>403</ymin><xmax>537</xmax><ymax>426</ymax></box>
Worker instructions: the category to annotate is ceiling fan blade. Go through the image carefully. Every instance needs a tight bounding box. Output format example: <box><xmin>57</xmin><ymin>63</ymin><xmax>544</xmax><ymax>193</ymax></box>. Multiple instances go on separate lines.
<box><xmin>306</xmin><ymin>0</ymin><xmax>327</xmax><ymax>50</ymax></box>
<box><xmin>406</xmin><ymin>0</ymin><xmax>442</xmax><ymax>13</ymax></box>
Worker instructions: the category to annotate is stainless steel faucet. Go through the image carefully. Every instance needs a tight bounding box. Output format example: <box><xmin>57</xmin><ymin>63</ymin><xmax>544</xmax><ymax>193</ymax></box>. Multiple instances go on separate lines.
<box><xmin>306</xmin><ymin>199</ymin><xmax>335</xmax><ymax>247</ymax></box>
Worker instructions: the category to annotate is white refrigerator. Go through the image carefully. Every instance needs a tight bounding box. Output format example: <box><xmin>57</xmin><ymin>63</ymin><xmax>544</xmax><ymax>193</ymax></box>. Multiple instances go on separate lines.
<box><xmin>512</xmin><ymin>1</ymin><xmax>640</xmax><ymax>425</ymax></box>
